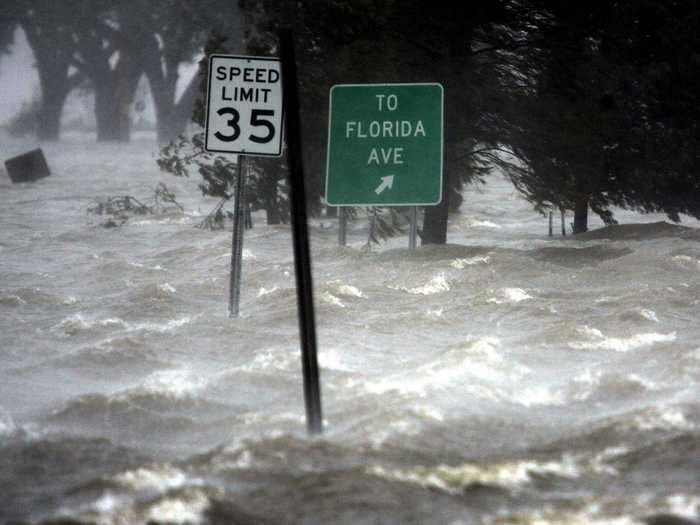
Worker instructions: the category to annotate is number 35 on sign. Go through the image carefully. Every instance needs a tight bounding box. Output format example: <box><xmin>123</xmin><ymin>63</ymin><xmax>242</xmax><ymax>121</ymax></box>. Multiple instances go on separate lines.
<box><xmin>205</xmin><ymin>55</ymin><xmax>284</xmax><ymax>156</ymax></box>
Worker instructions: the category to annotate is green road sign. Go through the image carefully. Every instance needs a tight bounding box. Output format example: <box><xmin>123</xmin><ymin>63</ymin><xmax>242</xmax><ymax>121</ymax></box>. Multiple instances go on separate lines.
<box><xmin>325</xmin><ymin>83</ymin><xmax>443</xmax><ymax>206</ymax></box>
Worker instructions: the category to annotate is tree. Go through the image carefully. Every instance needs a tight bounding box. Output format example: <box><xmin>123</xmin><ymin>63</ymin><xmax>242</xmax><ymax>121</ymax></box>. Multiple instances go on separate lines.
<box><xmin>241</xmin><ymin>0</ymin><xmax>551</xmax><ymax>242</ymax></box>
<box><xmin>0</xmin><ymin>10</ymin><xmax>17</xmax><ymax>58</ymax></box>
<box><xmin>503</xmin><ymin>2</ymin><xmax>620</xmax><ymax>232</ymax></box>
<box><xmin>13</xmin><ymin>1</ymin><xmax>85</xmax><ymax>140</ymax></box>
<box><xmin>605</xmin><ymin>0</ymin><xmax>700</xmax><ymax>222</ymax></box>
<box><xmin>503</xmin><ymin>1</ymin><xmax>700</xmax><ymax>232</ymax></box>
<box><xmin>137</xmin><ymin>0</ymin><xmax>235</xmax><ymax>144</ymax></box>
<box><xmin>68</xmin><ymin>1</ymin><xmax>148</xmax><ymax>142</ymax></box>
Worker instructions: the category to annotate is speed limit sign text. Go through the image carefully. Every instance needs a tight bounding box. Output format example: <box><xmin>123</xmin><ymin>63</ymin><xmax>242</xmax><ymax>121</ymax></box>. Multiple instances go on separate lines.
<box><xmin>205</xmin><ymin>54</ymin><xmax>284</xmax><ymax>156</ymax></box>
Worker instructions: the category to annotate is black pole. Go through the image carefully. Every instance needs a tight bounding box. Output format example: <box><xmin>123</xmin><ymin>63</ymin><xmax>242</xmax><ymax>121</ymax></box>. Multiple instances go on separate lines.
<box><xmin>280</xmin><ymin>29</ymin><xmax>323</xmax><ymax>435</ymax></box>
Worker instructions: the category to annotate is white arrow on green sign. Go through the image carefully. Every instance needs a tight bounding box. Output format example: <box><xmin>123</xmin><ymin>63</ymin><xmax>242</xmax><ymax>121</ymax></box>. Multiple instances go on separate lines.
<box><xmin>325</xmin><ymin>83</ymin><xmax>443</xmax><ymax>206</ymax></box>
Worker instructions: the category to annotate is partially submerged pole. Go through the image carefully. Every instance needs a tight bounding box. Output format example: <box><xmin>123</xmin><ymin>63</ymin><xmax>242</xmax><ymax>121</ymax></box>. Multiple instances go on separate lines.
<box><xmin>339</xmin><ymin>207</ymin><xmax>347</xmax><ymax>247</ymax></box>
<box><xmin>280</xmin><ymin>28</ymin><xmax>323</xmax><ymax>435</ymax></box>
<box><xmin>228</xmin><ymin>156</ymin><xmax>247</xmax><ymax>318</ymax></box>
<box><xmin>409</xmin><ymin>206</ymin><xmax>418</xmax><ymax>249</ymax></box>
<box><xmin>548</xmin><ymin>210</ymin><xmax>553</xmax><ymax>237</ymax></box>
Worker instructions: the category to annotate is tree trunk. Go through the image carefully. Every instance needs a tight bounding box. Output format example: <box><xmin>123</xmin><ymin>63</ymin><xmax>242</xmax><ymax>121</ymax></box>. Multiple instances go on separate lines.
<box><xmin>421</xmin><ymin>176</ymin><xmax>449</xmax><ymax>244</ymax></box>
<box><xmin>264</xmin><ymin>195</ymin><xmax>281</xmax><ymax>225</ymax></box>
<box><xmin>34</xmin><ymin>51</ymin><xmax>71</xmax><ymax>141</ymax></box>
<box><xmin>419</xmin><ymin>31</ymin><xmax>468</xmax><ymax>246</ymax></box>
<box><xmin>170</xmin><ymin>74</ymin><xmax>200</xmax><ymax>142</ymax></box>
<box><xmin>151</xmin><ymin>75</ymin><xmax>178</xmax><ymax>144</ymax></box>
<box><xmin>21</xmin><ymin>20</ymin><xmax>73</xmax><ymax>142</ymax></box>
<box><xmin>153</xmin><ymin>72</ymin><xmax>200</xmax><ymax>144</ymax></box>
<box><xmin>92</xmin><ymin>52</ymin><xmax>141</xmax><ymax>143</ymax></box>
<box><xmin>37</xmin><ymin>88</ymin><xmax>67</xmax><ymax>141</ymax></box>
<box><xmin>94</xmin><ymin>81</ymin><xmax>123</xmax><ymax>142</ymax></box>
<box><xmin>573</xmin><ymin>193</ymin><xmax>589</xmax><ymax>234</ymax></box>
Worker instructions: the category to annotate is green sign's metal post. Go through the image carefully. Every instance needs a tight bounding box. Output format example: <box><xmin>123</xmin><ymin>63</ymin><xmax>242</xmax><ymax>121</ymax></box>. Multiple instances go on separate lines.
<box><xmin>339</xmin><ymin>207</ymin><xmax>347</xmax><ymax>247</ymax></box>
<box><xmin>280</xmin><ymin>29</ymin><xmax>323</xmax><ymax>435</ymax></box>
<box><xmin>409</xmin><ymin>206</ymin><xmax>418</xmax><ymax>249</ymax></box>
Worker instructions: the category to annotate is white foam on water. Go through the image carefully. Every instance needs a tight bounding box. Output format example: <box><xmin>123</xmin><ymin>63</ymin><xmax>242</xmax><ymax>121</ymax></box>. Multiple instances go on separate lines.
<box><xmin>146</xmin><ymin>490</ymin><xmax>208</xmax><ymax>525</ymax></box>
<box><xmin>115</xmin><ymin>465</ymin><xmax>191</xmax><ymax>492</ymax></box>
<box><xmin>128</xmin><ymin>316</ymin><xmax>194</xmax><ymax>334</ymax></box>
<box><xmin>62</xmin><ymin>295</ymin><xmax>78</xmax><ymax>305</ymax></box>
<box><xmin>258</xmin><ymin>286</ymin><xmax>279</xmax><ymax>297</ymax></box>
<box><xmin>228</xmin><ymin>448</ymin><xmax>254</xmax><ymax>469</ymax></box>
<box><xmin>595</xmin><ymin>296</ymin><xmax>617</xmax><ymax>304</ymax></box>
<box><xmin>672</xmin><ymin>255</ymin><xmax>694</xmax><ymax>263</ymax></box>
<box><xmin>56</xmin><ymin>313</ymin><xmax>193</xmax><ymax>336</ymax></box>
<box><xmin>358</xmin><ymin>336</ymin><xmax>525</xmax><ymax>399</ymax></box>
<box><xmin>569</xmin><ymin>368</ymin><xmax>603</xmax><ymax>401</ymax></box>
<box><xmin>569</xmin><ymin>326</ymin><xmax>676</xmax><ymax>352</ymax></box>
<box><xmin>633</xmin><ymin>407</ymin><xmax>693</xmax><ymax>431</ymax></box>
<box><xmin>93</xmin><ymin>491</ymin><xmax>121</xmax><ymax>514</ymax></box>
<box><xmin>138</xmin><ymin>369</ymin><xmax>207</xmax><ymax>400</ymax></box>
<box><xmin>482</xmin><ymin>508</ymin><xmax>640</xmax><ymax>525</ymax></box>
<box><xmin>411</xmin><ymin>404</ymin><xmax>445</xmax><ymax>422</ymax></box>
<box><xmin>639</xmin><ymin>308</ymin><xmax>659</xmax><ymax>322</ymax></box>
<box><xmin>232</xmin><ymin>348</ymin><xmax>296</xmax><ymax>373</ymax></box>
<box><xmin>337</xmin><ymin>283</ymin><xmax>366</xmax><ymax>298</ymax></box>
<box><xmin>626</xmin><ymin>374</ymin><xmax>658</xmax><ymax>390</ymax></box>
<box><xmin>321</xmin><ymin>290</ymin><xmax>345</xmax><ymax>308</ymax></box>
<box><xmin>368</xmin><ymin>455</ymin><xmax>580</xmax><ymax>495</ymax></box>
<box><xmin>570</xmin><ymin>369</ymin><xmax>659</xmax><ymax>402</ymax></box>
<box><xmin>667</xmin><ymin>494</ymin><xmax>700</xmax><ymax>521</ymax></box>
<box><xmin>517</xmin><ymin>385</ymin><xmax>566</xmax><ymax>407</ymax></box>
<box><xmin>397</xmin><ymin>273</ymin><xmax>450</xmax><ymax>295</ymax></box>
<box><xmin>55</xmin><ymin>314</ymin><xmax>128</xmax><ymax>335</ymax></box>
<box><xmin>487</xmin><ymin>287</ymin><xmax>533</xmax><ymax>304</ymax></box>
<box><xmin>450</xmin><ymin>255</ymin><xmax>490</xmax><ymax>269</ymax></box>
<box><xmin>319</xmin><ymin>347</ymin><xmax>352</xmax><ymax>372</ymax></box>
<box><xmin>158</xmin><ymin>283</ymin><xmax>176</xmax><ymax>294</ymax></box>
<box><xmin>590</xmin><ymin>446</ymin><xmax>630</xmax><ymax>475</ymax></box>
<box><xmin>0</xmin><ymin>294</ymin><xmax>25</xmax><ymax>306</ymax></box>
<box><xmin>671</xmin><ymin>254</ymin><xmax>700</xmax><ymax>270</ymax></box>
<box><xmin>218</xmin><ymin>249</ymin><xmax>256</xmax><ymax>261</ymax></box>
<box><xmin>468</xmin><ymin>219</ymin><xmax>502</xmax><ymax>229</ymax></box>
<box><xmin>426</xmin><ymin>308</ymin><xmax>444</xmax><ymax>318</ymax></box>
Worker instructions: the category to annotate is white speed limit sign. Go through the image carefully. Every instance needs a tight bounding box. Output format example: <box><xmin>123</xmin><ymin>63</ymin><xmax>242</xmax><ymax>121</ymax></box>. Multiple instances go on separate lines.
<box><xmin>204</xmin><ymin>54</ymin><xmax>284</xmax><ymax>156</ymax></box>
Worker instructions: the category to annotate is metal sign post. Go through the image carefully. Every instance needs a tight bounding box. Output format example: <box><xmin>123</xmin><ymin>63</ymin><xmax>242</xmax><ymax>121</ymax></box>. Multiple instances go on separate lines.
<box><xmin>280</xmin><ymin>29</ymin><xmax>323</xmax><ymax>435</ymax></box>
<box><xmin>409</xmin><ymin>206</ymin><xmax>418</xmax><ymax>249</ymax></box>
<box><xmin>204</xmin><ymin>54</ymin><xmax>284</xmax><ymax>317</ymax></box>
<box><xmin>338</xmin><ymin>207</ymin><xmax>347</xmax><ymax>247</ymax></box>
<box><xmin>228</xmin><ymin>156</ymin><xmax>247</xmax><ymax>317</ymax></box>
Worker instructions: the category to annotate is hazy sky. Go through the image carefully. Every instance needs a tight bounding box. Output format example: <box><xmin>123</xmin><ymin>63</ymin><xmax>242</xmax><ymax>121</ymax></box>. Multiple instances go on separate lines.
<box><xmin>0</xmin><ymin>28</ymin><xmax>38</xmax><ymax>125</ymax></box>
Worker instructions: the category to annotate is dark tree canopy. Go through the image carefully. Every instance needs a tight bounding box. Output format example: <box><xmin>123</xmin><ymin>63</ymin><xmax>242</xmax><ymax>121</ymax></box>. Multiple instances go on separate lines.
<box><xmin>6</xmin><ymin>0</ymin><xmax>698</xmax><ymax>238</ymax></box>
